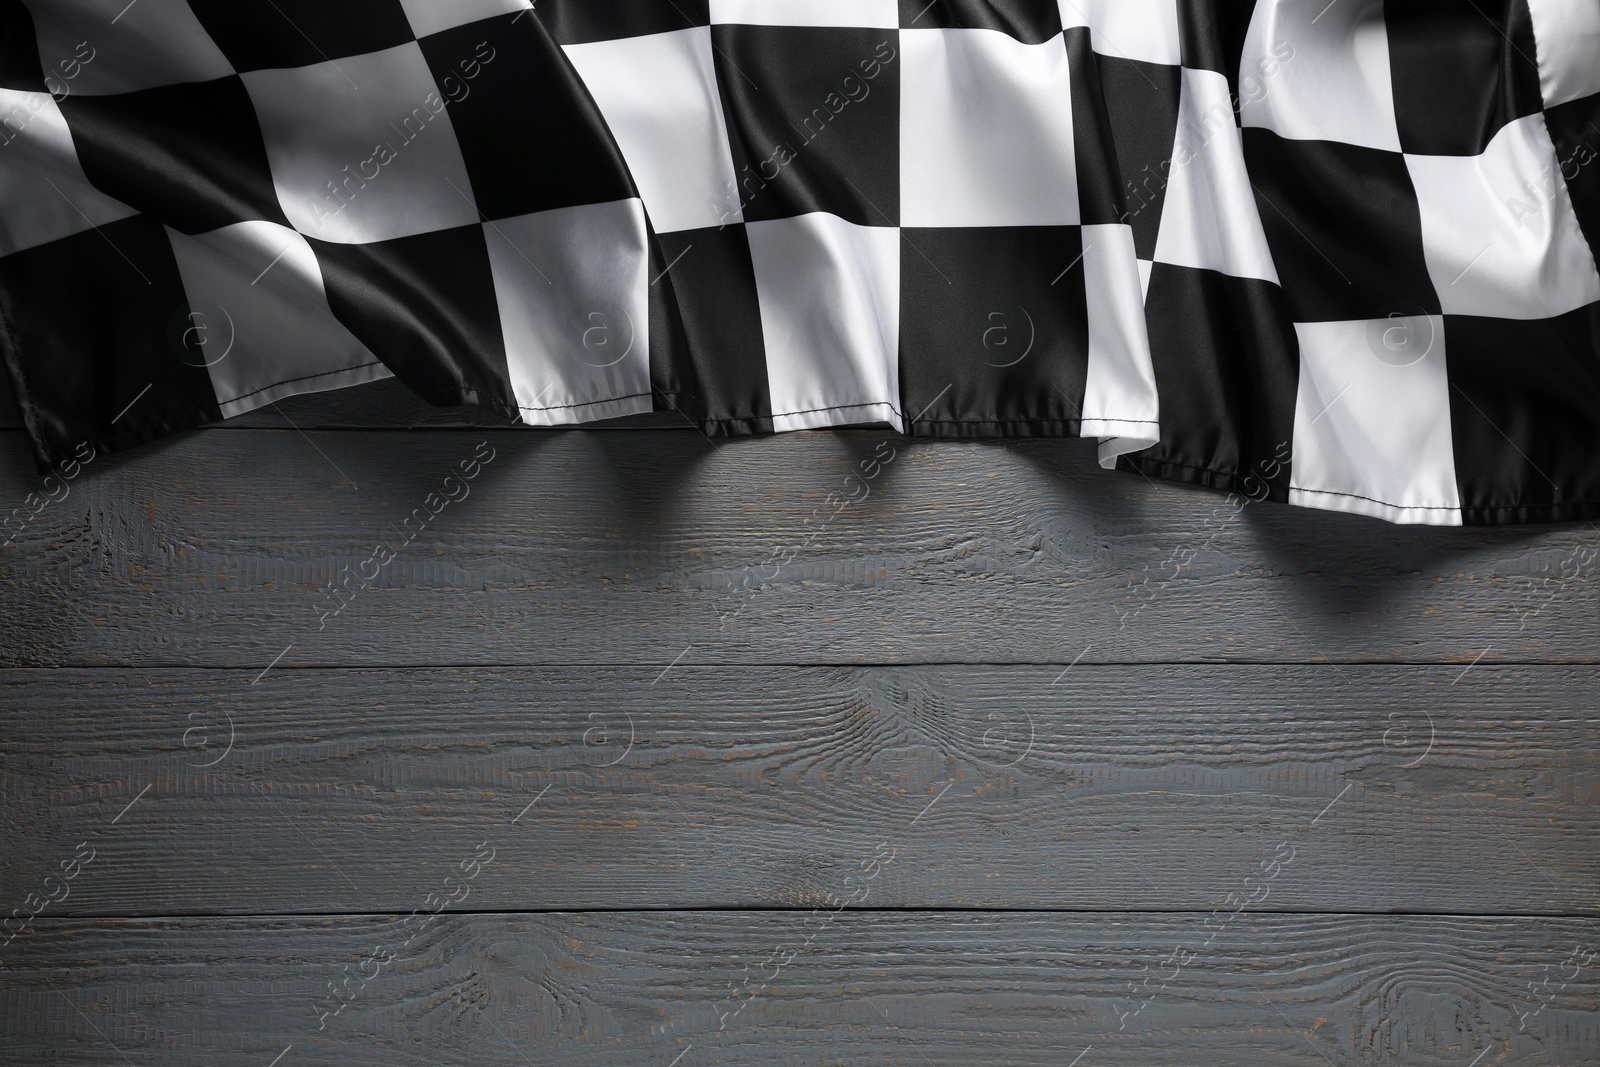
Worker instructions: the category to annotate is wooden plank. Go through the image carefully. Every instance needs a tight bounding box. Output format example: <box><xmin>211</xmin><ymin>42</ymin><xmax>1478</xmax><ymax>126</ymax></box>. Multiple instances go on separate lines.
<box><xmin>3</xmin><ymin>665</ymin><xmax>1595</xmax><ymax>915</ymax></box>
<box><xmin>2</xmin><ymin>913</ymin><xmax>1596</xmax><ymax>1065</ymax></box>
<box><xmin>2</xmin><ymin>429</ymin><xmax>1597</xmax><ymax>668</ymax></box>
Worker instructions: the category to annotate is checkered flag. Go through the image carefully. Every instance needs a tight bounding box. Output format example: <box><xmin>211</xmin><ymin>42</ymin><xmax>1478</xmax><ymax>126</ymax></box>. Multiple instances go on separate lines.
<box><xmin>1122</xmin><ymin>0</ymin><xmax>1600</xmax><ymax>526</ymax></box>
<box><xmin>547</xmin><ymin>0</ymin><xmax>1164</xmax><ymax>460</ymax></box>
<box><xmin>0</xmin><ymin>0</ymin><xmax>669</xmax><ymax>470</ymax></box>
<box><xmin>2</xmin><ymin>0</ymin><xmax>1597</xmax><ymax>526</ymax></box>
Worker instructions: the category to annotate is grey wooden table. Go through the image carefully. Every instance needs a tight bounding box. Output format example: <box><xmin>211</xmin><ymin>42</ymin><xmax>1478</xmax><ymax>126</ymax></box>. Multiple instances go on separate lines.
<box><xmin>1</xmin><ymin>373</ymin><xmax>1596</xmax><ymax>1066</ymax></box>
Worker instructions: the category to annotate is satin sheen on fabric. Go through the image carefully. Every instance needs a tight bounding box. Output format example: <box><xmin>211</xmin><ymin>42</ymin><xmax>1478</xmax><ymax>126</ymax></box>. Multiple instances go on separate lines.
<box><xmin>0</xmin><ymin>0</ymin><xmax>1597</xmax><ymax>526</ymax></box>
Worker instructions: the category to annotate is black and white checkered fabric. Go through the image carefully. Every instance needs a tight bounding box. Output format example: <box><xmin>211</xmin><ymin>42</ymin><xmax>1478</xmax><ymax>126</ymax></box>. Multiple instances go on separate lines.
<box><xmin>544</xmin><ymin>0</ymin><xmax>1162</xmax><ymax>457</ymax></box>
<box><xmin>1121</xmin><ymin>0</ymin><xmax>1600</xmax><ymax>525</ymax></box>
<box><xmin>2</xmin><ymin>0</ymin><xmax>1598</xmax><ymax>527</ymax></box>
<box><xmin>1</xmin><ymin>0</ymin><xmax>682</xmax><ymax>452</ymax></box>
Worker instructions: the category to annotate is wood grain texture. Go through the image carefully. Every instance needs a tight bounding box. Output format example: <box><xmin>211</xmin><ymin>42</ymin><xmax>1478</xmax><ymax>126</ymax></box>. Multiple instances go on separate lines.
<box><xmin>3</xmin><ymin>913</ymin><xmax>1597</xmax><ymax>1066</ymax></box>
<box><xmin>2</xmin><ymin>665</ymin><xmax>1594</xmax><ymax>915</ymax></box>
<box><xmin>4</xmin><ymin>370</ymin><xmax>1599</xmax><ymax>1067</ymax></box>
<box><xmin>2</xmin><ymin>428</ymin><xmax>1597</xmax><ymax>668</ymax></box>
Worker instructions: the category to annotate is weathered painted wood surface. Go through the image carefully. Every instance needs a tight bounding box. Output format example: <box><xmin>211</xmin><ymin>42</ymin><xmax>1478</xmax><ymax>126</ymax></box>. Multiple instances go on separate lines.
<box><xmin>3</xmin><ymin>374</ymin><xmax>1598</xmax><ymax>1065</ymax></box>
<box><xmin>3</xmin><ymin>914</ymin><xmax>1597</xmax><ymax>1066</ymax></box>
<box><xmin>3</xmin><ymin>426</ymin><xmax>1597</xmax><ymax>669</ymax></box>
<box><xmin>2</xmin><ymin>665</ymin><xmax>1595</xmax><ymax>915</ymax></box>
